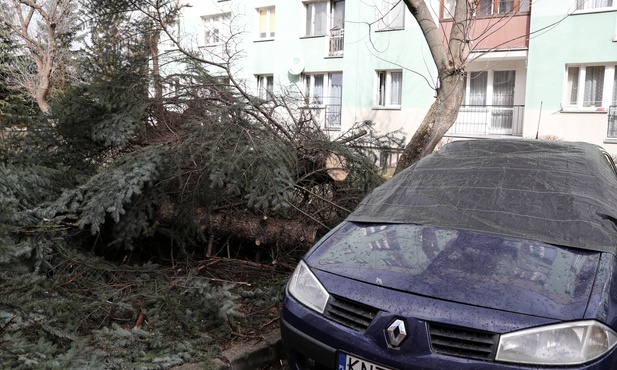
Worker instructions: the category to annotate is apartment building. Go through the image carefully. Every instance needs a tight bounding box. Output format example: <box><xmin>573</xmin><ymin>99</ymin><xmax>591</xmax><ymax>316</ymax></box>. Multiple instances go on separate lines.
<box><xmin>169</xmin><ymin>0</ymin><xmax>437</xmax><ymax>139</ymax></box>
<box><xmin>168</xmin><ymin>0</ymin><xmax>617</xmax><ymax>157</ymax></box>
<box><xmin>524</xmin><ymin>0</ymin><xmax>617</xmax><ymax>153</ymax></box>
<box><xmin>441</xmin><ymin>0</ymin><xmax>530</xmax><ymax>138</ymax></box>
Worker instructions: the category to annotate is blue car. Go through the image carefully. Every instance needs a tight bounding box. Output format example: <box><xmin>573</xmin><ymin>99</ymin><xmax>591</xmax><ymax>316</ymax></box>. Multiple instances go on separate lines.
<box><xmin>281</xmin><ymin>139</ymin><xmax>617</xmax><ymax>369</ymax></box>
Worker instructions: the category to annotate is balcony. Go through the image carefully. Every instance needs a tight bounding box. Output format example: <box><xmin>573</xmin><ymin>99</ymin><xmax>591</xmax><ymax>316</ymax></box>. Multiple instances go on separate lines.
<box><xmin>608</xmin><ymin>106</ymin><xmax>617</xmax><ymax>138</ymax></box>
<box><xmin>302</xmin><ymin>96</ymin><xmax>342</xmax><ymax>131</ymax></box>
<box><xmin>440</xmin><ymin>12</ymin><xmax>530</xmax><ymax>50</ymax></box>
<box><xmin>328</xmin><ymin>27</ymin><xmax>344</xmax><ymax>57</ymax></box>
<box><xmin>449</xmin><ymin>105</ymin><xmax>524</xmax><ymax>136</ymax></box>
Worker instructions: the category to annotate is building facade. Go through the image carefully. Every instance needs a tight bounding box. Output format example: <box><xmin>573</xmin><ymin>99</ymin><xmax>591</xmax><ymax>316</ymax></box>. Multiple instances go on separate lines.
<box><xmin>524</xmin><ymin>1</ymin><xmax>617</xmax><ymax>153</ymax></box>
<box><xmin>168</xmin><ymin>0</ymin><xmax>617</xmax><ymax>158</ymax></box>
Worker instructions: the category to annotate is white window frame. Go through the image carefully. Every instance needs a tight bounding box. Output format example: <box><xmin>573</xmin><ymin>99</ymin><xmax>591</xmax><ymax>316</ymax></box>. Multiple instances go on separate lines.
<box><xmin>257</xmin><ymin>6</ymin><xmax>275</xmax><ymax>40</ymax></box>
<box><xmin>613</xmin><ymin>66</ymin><xmax>617</xmax><ymax>105</ymax></box>
<box><xmin>563</xmin><ymin>64</ymin><xmax>616</xmax><ymax>112</ymax></box>
<box><xmin>302</xmin><ymin>72</ymin><xmax>342</xmax><ymax>106</ymax></box>
<box><xmin>304</xmin><ymin>73</ymin><xmax>326</xmax><ymax>105</ymax></box>
<box><xmin>202</xmin><ymin>13</ymin><xmax>230</xmax><ymax>46</ymax></box>
<box><xmin>376</xmin><ymin>0</ymin><xmax>405</xmax><ymax>31</ymax></box>
<box><xmin>576</xmin><ymin>0</ymin><xmax>615</xmax><ymax>11</ymax></box>
<box><xmin>304</xmin><ymin>1</ymin><xmax>328</xmax><ymax>36</ymax></box>
<box><xmin>474</xmin><ymin>0</ymin><xmax>531</xmax><ymax>17</ymax></box>
<box><xmin>442</xmin><ymin>0</ymin><xmax>455</xmax><ymax>19</ymax></box>
<box><xmin>374</xmin><ymin>70</ymin><xmax>403</xmax><ymax>108</ymax></box>
<box><xmin>257</xmin><ymin>74</ymin><xmax>274</xmax><ymax>100</ymax></box>
<box><xmin>302</xmin><ymin>72</ymin><xmax>343</xmax><ymax>129</ymax></box>
<box><xmin>466</xmin><ymin>71</ymin><xmax>489</xmax><ymax>105</ymax></box>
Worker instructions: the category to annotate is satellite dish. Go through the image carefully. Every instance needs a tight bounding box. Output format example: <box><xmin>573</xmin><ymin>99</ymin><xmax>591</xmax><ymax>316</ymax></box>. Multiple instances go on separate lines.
<box><xmin>288</xmin><ymin>55</ymin><xmax>305</xmax><ymax>75</ymax></box>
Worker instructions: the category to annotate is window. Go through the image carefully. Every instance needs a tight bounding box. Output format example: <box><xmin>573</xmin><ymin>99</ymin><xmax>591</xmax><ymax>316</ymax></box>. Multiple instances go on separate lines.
<box><xmin>565</xmin><ymin>64</ymin><xmax>616</xmax><ymax>110</ymax></box>
<box><xmin>331</xmin><ymin>0</ymin><xmax>345</xmax><ymax>30</ymax></box>
<box><xmin>468</xmin><ymin>71</ymin><xmax>488</xmax><ymax>105</ymax></box>
<box><xmin>303</xmin><ymin>72</ymin><xmax>343</xmax><ymax>129</ymax></box>
<box><xmin>305</xmin><ymin>1</ymin><xmax>328</xmax><ymax>36</ymax></box>
<box><xmin>584</xmin><ymin>66</ymin><xmax>605</xmax><ymax>107</ymax></box>
<box><xmin>442</xmin><ymin>0</ymin><xmax>455</xmax><ymax>19</ymax></box>
<box><xmin>464</xmin><ymin>70</ymin><xmax>516</xmax><ymax>105</ymax></box>
<box><xmin>375</xmin><ymin>70</ymin><xmax>403</xmax><ymax>107</ymax></box>
<box><xmin>258</xmin><ymin>7</ymin><xmax>275</xmax><ymax>39</ymax></box>
<box><xmin>577</xmin><ymin>0</ymin><xmax>614</xmax><ymax>10</ymax></box>
<box><xmin>477</xmin><ymin>0</ymin><xmax>493</xmax><ymax>16</ymax></box>
<box><xmin>257</xmin><ymin>75</ymin><xmax>274</xmax><ymax>100</ymax></box>
<box><xmin>478</xmin><ymin>0</ymin><xmax>530</xmax><ymax>15</ymax></box>
<box><xmin>329</xmin><ymin>0</ymin><xmax>345</xmax><ymax>55</ymax></box>
<box><xmin>327</xmin><ymin>72</ymin><xmax>343</xmax><ymax>129</ymax></box>
<box><xmin>613</xmin><ymin>67</ymin><xmax>617</xmax><ymax>105</ymax></box>
<box><xmin>377</xmin><ymin>0</ymin><xmax>405</xmax><ymax>30</ymax></box>
<box><xmin>567</xmin><ymin>67</ymin><xmax>580</xmax><ymax>105</ymax></box>
<box><xmin>493</xmin><ymin>71</ymin><xmax>516</xmax><ymax>105</ymax></box>
<box><xmin>304</xmin><ymin>73</ymin><xmax>342</xmax><ymax>105</ymax></box>
<box><xmin>607</xmin><ymin>67</ymin><xmax>617</xmax><ymax>137</ymax></box>
<box><xmin>457</xmin><ymin>70</ymin><xmax>518</xmax><ymax>135</ymax></box>
<box><xmin>304</xmin><ymin>74</ymin><xmax>325</xmax><ymax>104</ymax></box>
<box><xmin>442</xmin><ymin>0</ymin><xmax>530</xmax><ymax>18</ymax></box>
<box><xmin>202</xmin><ymin>13</ymin><xmax>230</xmax><ymax>46</ymax></box>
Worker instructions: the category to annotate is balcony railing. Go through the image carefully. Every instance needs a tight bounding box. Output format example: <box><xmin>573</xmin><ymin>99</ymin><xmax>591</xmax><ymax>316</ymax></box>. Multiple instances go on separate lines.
<box><xmin>440</xmin><ymin>12</ymin><xmax>530</xmax><ymax>50</ymax></box>
<box><xmin>449</xmin><ymin>105</ymin><xmax>524</xmax><ymax>136</ymax></box>
<box><xmin>329</xmin><ymin>28</ymin><xmax>344</xmax><ymax>56</ymax></box>
<box><xmin>608</xmin><ymin>106</ymin><xmax>617</xmax><ymax>138</ymax></box>
<box><xmin>301</xmin><ymin>96</ymin><xmax>342</xmax><ymax>130</ymax></box>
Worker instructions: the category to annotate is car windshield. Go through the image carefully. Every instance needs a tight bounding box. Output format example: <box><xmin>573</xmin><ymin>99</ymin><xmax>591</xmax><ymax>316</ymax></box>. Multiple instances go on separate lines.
<box><xmin>308</xmin><ymin>222</ymin><xmax>600</xmax><ymax>312</ymax></box>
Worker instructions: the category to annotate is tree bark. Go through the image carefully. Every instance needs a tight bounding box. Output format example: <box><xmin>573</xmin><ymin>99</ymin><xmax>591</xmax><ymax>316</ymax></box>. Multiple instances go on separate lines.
<box><xmin>395</xmin><ymin>0</ymin><xmax>475</xmax><ymax>174</ymax></box>
<box><xmin>199</xmin><ymin>211</ymin><xmax>318</xmax><ymax>249</ymax></box>
<box><xmin>2</xmin><ymin>0</ymin><xmax>75</xmax><ymax>114</ymax></box>
<box><xmin>394</xmin><ymin>72</ymin><xmax>466</xmax><ymax>173</ymax></box>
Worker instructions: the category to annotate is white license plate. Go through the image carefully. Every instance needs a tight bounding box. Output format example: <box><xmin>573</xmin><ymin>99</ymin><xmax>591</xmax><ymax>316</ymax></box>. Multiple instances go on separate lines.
<box><xmin>337</xmin><ymin>352</ymin><xmax>394</xmax><ymax>370</ymax></box>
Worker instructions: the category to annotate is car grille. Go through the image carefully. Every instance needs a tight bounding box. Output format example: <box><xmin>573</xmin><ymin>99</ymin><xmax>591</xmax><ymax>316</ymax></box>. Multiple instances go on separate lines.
<box><xmin>429</xmin><ymin>322</ymin><xmax>498</xmax><ymax>360</ymax></box>
<box><xmin>324</xmin><ymin>295</ymin><xmax>378</xmax><ymax>332</ymax></box>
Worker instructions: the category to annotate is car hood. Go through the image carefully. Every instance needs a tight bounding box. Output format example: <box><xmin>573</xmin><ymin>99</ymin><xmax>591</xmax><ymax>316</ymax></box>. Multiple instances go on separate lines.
<box><xmin>307</xmin><ymin>223</ymin><xmax>601</xmax><ymax>321</ymax></box>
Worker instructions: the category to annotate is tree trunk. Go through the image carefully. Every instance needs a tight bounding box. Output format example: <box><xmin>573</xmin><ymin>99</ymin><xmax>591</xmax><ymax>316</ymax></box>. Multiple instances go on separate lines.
<box><xmin>36</xmin><ymin>71</ymin><xmax>51</xmax><ymax>114</ymax></box>
<box><xmin>394</xmin><ymin>72</ymin><xmax>465</xmax><ymax>174</ymax></box>
<box><xmin>149</xmin><ymin>28</ymin><xmax>163</xmax><ymax>101</ymax></box>
<box><xmin>394</xmin><ymin>0</ymin><xmax>475</xmax><ymax>174</ymax></box>
<box><xmin>199</xmin><ymin>211</ymin><xmax>318</xmax><ymax>249</ymax></box>
<box><xmin>298</xmin><ymin>150</ymin><xmax>349</xmax><ymax>184</ymax></box>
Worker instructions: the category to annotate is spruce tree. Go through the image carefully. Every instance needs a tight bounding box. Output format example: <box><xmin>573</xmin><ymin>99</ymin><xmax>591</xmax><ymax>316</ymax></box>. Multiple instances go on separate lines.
<box><xmin>0</xmin><ymin>26</ymin><xmax>37</xmax><ymax>130</ymax></box>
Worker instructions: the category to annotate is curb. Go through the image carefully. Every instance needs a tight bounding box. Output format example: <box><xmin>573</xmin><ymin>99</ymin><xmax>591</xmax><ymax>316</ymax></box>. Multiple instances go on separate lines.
<box><xmin>172</xmin><ymin>330</ymin><xmax>284</xmax><ymax>370</ymax></box>
<box><xmin>220</xmin><ymin>329</ymin><xmax>284</xmax><ymax>369</ymax></box>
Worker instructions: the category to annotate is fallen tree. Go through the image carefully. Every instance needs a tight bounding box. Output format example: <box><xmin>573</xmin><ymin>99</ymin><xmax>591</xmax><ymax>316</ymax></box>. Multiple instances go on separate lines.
<box><xmin>200</xmin><ymin>211</ymin><xmax>319</xmax><ymax>253</ymax></box>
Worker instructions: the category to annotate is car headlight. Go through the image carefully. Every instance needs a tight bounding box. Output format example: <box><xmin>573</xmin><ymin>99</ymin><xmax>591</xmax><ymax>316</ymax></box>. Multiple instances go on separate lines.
<box><xmin>288</xmin><ymin>261</ymin><xmax>330</xmax><ymax>314</ymax></box>
<box><xmin>496</xmin><ymin>320</ymin><xmax>617</xmax><ymax>365</ymax></box>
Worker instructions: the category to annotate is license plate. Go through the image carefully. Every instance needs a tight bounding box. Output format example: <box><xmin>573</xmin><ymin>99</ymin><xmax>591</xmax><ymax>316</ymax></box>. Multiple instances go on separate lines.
<box><xmin>337</xmin><ymin>352</ymin><xmax>394</xmax><ymax>370</ymax></box>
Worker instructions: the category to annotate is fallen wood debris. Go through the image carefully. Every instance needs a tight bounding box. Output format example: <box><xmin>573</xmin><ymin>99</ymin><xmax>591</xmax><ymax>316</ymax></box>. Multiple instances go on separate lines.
<box><xmin>199</xmin><ymin>211</ymin><xmax>319</xmax><ymax>250</ymax></box>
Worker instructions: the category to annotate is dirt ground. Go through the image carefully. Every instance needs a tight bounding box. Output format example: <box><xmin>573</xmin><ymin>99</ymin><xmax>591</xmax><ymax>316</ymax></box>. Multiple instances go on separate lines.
<box><xmin>204</xmin><ymin>257</ymin><xmax>293</xmax><ymax>369</ymax></box>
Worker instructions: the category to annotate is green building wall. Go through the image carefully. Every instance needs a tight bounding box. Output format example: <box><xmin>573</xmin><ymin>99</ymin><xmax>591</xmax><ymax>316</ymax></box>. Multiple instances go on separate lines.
<box><xmin>525</xmin><ymin>2</ymin><xmax>617</xmax><ymax>150</ymax></box>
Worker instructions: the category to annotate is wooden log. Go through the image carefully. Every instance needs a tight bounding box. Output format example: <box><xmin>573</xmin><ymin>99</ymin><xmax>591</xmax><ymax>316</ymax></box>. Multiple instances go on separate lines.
<box><xmin>199</xmin><ymin>211</ymin><xmax>318</xmax><ymax>248</ymax></box>
<box><xmin>298</xmin><ymin>151</ymin><xmax>349</xmax><ymax>184</ymax></box>
<box><xmin>325</xmin><ymin>153</ymin><xmax>348</xmax><ymax>181</ymax></box>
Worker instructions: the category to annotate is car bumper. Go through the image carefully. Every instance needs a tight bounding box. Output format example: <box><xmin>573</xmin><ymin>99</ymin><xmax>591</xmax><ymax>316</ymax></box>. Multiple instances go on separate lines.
<box><xmin>281</xmin><ymin>288</ymin><xmax>617</xmax><ymax>370</ymax></box>
<box><xmin>280</xmin><ymin>313</ymin><xmax>337</xmax><ymax>370</ymax></box>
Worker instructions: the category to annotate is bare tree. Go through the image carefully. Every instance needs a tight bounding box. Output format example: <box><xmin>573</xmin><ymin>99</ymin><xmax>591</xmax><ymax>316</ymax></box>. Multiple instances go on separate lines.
<box><xmin>0</xmin><ymin>0</ymin><xmax>79</xmax><ymax>113</ymax></box>
<box><xmin>393</xmin><ymin>0</ymin><xmax>475</xmax><ymax>173</ymax></box>
<box><xmin>394</xmin><ymin>0</ymin><xmax>535</xmax><ymax>173</ymax></box>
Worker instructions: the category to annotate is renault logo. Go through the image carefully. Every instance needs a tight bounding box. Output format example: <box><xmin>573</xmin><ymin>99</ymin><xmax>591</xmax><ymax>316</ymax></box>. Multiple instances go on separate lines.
<box><xmin>386</xmin><ymin>319</ymin><xmax>407</xmax><ymax>347</ymax></box>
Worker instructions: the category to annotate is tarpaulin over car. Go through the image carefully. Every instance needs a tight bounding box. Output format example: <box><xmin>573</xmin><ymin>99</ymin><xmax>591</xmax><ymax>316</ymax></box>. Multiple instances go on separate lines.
<box><xmin>346</xmin><ymin>139</ymin><xmax>617</xmax><ymax>254</ymax></box>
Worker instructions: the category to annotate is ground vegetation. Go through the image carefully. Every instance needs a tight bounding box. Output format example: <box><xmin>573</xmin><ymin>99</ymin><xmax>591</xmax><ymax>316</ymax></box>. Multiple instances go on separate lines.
<box><xmin>0</xmin><ymin>0</ymin><xmax>399</xmax><ymax>368</ymax></box>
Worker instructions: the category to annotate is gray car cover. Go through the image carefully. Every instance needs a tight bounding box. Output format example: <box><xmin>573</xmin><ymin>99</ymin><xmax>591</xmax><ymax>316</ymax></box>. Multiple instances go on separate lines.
<box><xmin>347</xmin><ymin>139</ymin><xmax>617</xmax><ymax>254</ymax></box>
